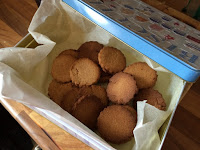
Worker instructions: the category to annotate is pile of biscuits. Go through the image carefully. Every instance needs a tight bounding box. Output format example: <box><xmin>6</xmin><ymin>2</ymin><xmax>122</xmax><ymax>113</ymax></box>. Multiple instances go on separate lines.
<box><xmin>48</xmin><ymin>41</ymin><xmax>166</xmax><ymax>144</ymax></box>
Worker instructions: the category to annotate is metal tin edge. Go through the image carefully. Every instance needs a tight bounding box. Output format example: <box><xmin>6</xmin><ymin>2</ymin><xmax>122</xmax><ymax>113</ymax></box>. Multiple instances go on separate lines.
<box><xmin>159</xmin><ymin>81</ymin><xmax>187</xmax><ymax>149</ymax></box>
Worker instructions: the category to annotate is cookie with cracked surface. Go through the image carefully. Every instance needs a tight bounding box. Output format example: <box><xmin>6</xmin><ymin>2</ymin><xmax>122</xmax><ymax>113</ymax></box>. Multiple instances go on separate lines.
<box><xmin>48</xmin><ymin>80</ymin><xmax>74</xmax><ymax>106</ymax></box>
<box><xmin>97</xmin><ymin>105</ymin><xmax>136</xmax><ymax>144</ymax></box>
<box><xmin>134</xmin><ymin>88</ymin><xmax>166</xmax><ymax>110</ymax></box>
<box><xmin>78</xmin><ymin>41</ymin><xmax>104</xmax><ymax>64</ymax></box>
<box><xmin>58</xmin><ymin>49</ymin><xmax>79</xmax><ymax>58</ymax></box>
<box><xmin>123</xmin><ymin>105</ymin><xmax>137</xmax><ymax>119</ymax></box>
<box><xmin>61</xmin><ymin>88</ymin><xmax>79</xmax><ymax>114</ymax></box>
<box><xmin>70</xmin><ymin>58</ymin><xmax>100</xmax><ymax>87</ymax></box>
<box><xmin>78</xmin><ymin>85</ymin><xmax>108</xmax><ymax>106</ymax></box>
<box><xmin>98</xmin><ymin>47</ymin><xmax>126</xmax><ymax>74</ymax></box>
<box><xmin>124</xmin><ymin>62</ymin><xmax>157</xmax><ymax>89</ymax></box>
<box><xmin>91</xmin><ymin>85</ymin><xmax>108</xmax><ymax>106</ymax></box>
<box><xmin>51</xmin><ymin>54</ymin><xmax>77</xmax><ymax>83</ymax></box>
<box><xmin>72</xmin><ymin>95</ymin><xmax>104</xmax><ymax>129</ymax></box>
<box><xmin>99</xmin><ymin>69</ymin><xmax>112</xmax><ymax>83</ymax></box>
<box><xmin>77</xmin><ymin>86</ymin><xmax>92</xmax><ymax>97</ymax></box>
<box><xmin>107</xmin><ymin>72</ymin><xmax>138</xmax><ymax>104</ymax></box>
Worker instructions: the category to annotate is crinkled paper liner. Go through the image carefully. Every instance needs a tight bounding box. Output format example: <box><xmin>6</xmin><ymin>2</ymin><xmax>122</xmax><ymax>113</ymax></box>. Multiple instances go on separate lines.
<box><xmin>0</xmin><ymin>0</ymin><xmax>185</xmax><ymax>149</ymax></box>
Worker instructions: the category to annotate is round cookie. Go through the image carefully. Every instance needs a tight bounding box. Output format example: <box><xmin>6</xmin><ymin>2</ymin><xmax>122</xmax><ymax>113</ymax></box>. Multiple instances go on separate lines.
<box><xmin>78</xmin><ymin>41</ymin><xmax>104</xmax><ymax>64</ymax></box>
<box><xmin>107</xmin><ymin>72</ymin><xmax>138</xmax><ymax>104</ymax></box>
<box><xmin>91</xmin><ymin>85</ymin><xmax>108</xmax><ymax>106</ymax></box>
<box><xmin>58</xmin><ymin>49</ymin><xmax>79</xmax><ymax>58</ymax></box>
<box><xmin>61</xmin><ymin>88</ymin><xmax>79</xmax><ymax>114</ymax></box>
<box><xmin>98</xmin><ymin>47</ymin><xmax>126</xmax><ymax>74</ymax></box>
<box><xmin>97</xmin><ymin>105</ymin><xmax>136</xmax><ymax>144</ymax></box>
<box><xmin>48</xmin><ymin>80</ymin><xmax>74</xmax><ymax>106</ymax></box>
<box><xmin>78</xmin><ymin>86</ymin><xmax>92</xmax><ymax>97</ymax></box>
<box><xmin>72</xmin><ymin>95</ymin><xmax>104</xmax><ymax>129</ymax></box>
<box><xmin>124</xmin><ymin>62</ymin><xmax>157</xmax><ymax>89</ymax></box>
<box><xmin>51</xmin><ymin>55</ymin><xmax>77</xmax><ymax>83</ymax></box>
<box><xmin>70</xmin><ymin>58</ymin><xmax>101</xmax><ymax>87</ymax></box>
<box><xmin>99</xmin><ymin>69</ymin><xmax>112</xmax><ymax>83</ymax></box>
<box><xmin>78</xmin><ymin>85</ymin><xmax>108</xmax><ymax>106</ymax></box>
<box><xmin>123</xmin><ymin>105</ymin><xmax>137</xmax><ymax>120</ymax></box>
<box><xmin>134</xmin><ymin>88</ymin><xmax>166</xmax><ymax>110</ymax></box>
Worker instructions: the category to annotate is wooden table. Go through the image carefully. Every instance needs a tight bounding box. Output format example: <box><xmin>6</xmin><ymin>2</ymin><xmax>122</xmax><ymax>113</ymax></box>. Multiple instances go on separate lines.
<box><xmin>0</xmin><ymin>0</ymin><xmax>200</xmax><ymax>149</ymax></box>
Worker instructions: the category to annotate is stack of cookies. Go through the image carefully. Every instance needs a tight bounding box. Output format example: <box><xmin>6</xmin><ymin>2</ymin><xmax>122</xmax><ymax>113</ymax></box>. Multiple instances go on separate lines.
<box><xmin>48</xmin><ymin>41</ymin><xmax>166</xmax><ymax>144</ymax></box>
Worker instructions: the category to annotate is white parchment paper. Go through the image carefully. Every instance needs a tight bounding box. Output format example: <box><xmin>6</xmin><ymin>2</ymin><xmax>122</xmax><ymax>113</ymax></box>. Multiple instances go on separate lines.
<box><xmin>0</xmin><ymin>0</ymin><xmax>186</xmax><ymax>149</ymax></box>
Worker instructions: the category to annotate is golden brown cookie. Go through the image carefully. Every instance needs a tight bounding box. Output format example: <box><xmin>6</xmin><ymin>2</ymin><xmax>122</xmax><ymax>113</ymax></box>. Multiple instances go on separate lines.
<box><xmin>78</xmin><ymin>86</ymin><xmax>92</xmax><ymax>97</ymax></box>
<box><xmin>98</xmin><ymin>47</ymin><xmax>126</xmax><ymax>74</ymax></box>
<box><xmin>79</xmin><ymin>86</ymin><xmax>92</xmax><ymax>97</ymax></box>
<box><xmin>78</xmin><ymin>41</ymin><xmax>104</xmax><ymax>64</ymax></box>
<box><xmin>99</xmin><ymin>69</ymin><xmax>112</xmax><ymax>83</ymax></box>
<box><xmin>124</xmin><ymin>62</ymin><xmax>157</xmax><ymax>89</ymax></box>
<box><xmin>78</xmin><ymin>85</ymin><xmax>108</xmax><ymax>106</ymax></box>
<box><xmin>107</xmin><ymin>72</ymin><xmax>138</xmax><ymax>104</ymax></box>
<box><xmin>51</xmin><ymin>55</ymin><xmax>77</xmax><ymax>83</ymax></box>
<box><xmin>58</xmin><ymin>49</ymin><xmax>79</xmax><ymax>58</ymax></box>
<box><xmin>134</xmin><ymin>88</ymin><xmax>166</xmax><ymax>110</ymax></box>
<box><xmin>97</xmin><ymin>105</ymin><xmax>136</xmax><ymax>144</ymax></box>
<box><xmin>72</xmin><ymin>95</ymin><xmax>104</xmax><ymax>129</ymax></box>
<box><xmin>91</xmin><ymin>85</ymin><xmax>108</xmax><ymax>106</ymax></box>
<box><xmin>48</xmin><ymin>80</ymin><xmax>74</xmax><ymax>106</ymax></box>
<box><xmin>70</xmin><ymin>58</ymin><xmax>101</xmax><ymax>87</ymax></box>
<box><xmin>61</xmin><ymin>88</ymin><xmax>79</xmax><ymax>114</ymax></box>
<box><xmin>123</xmin><ymin>105</ymin><xmax>137</xmax><ymax>119</ymax></box>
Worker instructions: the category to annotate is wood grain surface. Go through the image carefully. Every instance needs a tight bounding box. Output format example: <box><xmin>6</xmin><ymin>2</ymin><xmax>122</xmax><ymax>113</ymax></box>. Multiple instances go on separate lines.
<box><xmin>0</xmin><ymin>0</ymin><xmax>200</xmax><ymax>150</ymax></box>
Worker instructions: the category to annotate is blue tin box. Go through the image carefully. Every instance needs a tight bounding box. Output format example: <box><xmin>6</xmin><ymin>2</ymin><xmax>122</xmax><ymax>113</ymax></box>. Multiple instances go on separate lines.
<box><xmin>64</xmin><ymin>0</ymin><xmax>200</xmax><ymax>82</ymax></box>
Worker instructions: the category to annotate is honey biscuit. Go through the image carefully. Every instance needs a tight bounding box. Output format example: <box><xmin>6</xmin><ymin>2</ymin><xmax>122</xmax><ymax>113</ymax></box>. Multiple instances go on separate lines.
<box><xmin>78</xmin><ymin>41</ymin><xmax>104</xmax><ymax>64</ymax></box>
<box><xmin>91</xmin><ymin>85</ymin><xmax>108</xmax><ymax>106</ymax></box>
<box><xmin>99</xmin><ymin>69</ymin><xmax>112</xmax><ymax>83</ymax></box>
<box><xmin>123</xmin><ymin>105</ymin><xmax>137</xmax><ymax>120</ymax></box>
<box><xmin>134</xmin><ymin>88</ymin><xmax>166</xmax><ymax>110</ymax></box>
<box><xmin>70</xmin><ymin>58</ymin><xmax>101</xmax><ymax>87</ymax></box>
<box><xmin>58</xmin><ymin>49</ymin><xmax>79</xmax><ymax>58</ymax></box>
<box><xmin>124</xmin><ymin>62</ymin><xmax>157</xmax><ymax>89</ymax></box>
<box><xmin>98</xmin><ymin>47</ymin><xmax>126</xmax><ymax>74</ymax></box>
<box><xmin>107</xmin><ymin>72</ymin><xmax>138</xmax><ymax>104</ymax></box>
<box><xmin>72</xmin><ymin>95</ymin><xmax>104</xmax><ymax>129</ymax></box>
<box><xmin>78</xmin><ymin>85</ymin><xmax>108</xmax><ymax>106</ymax></box>
<box><xmin>61</xmin><ymin>88</ymin><xmax>79</xmax><ymax>114</ymax></box>
<box><xmin>48</xmin><ymin>80</ymin><xmax>74</xmax><ymax>106</ymax></box>
<box><xmin>78</xmin><ymin>86</ymin><xmax>92</xmax><ymax>97</ymax></box>
<box><xmin>97</xmin><ymin>105</ymin><xmax>136</xmax><ymax>144</ymax></box>
<box><xmin>51</xmin><ymin>55</ymin><xmax>77</xmax><ymax>83</ymax></box>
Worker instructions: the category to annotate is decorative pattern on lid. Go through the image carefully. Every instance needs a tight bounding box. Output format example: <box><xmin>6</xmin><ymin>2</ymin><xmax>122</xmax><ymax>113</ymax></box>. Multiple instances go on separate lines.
<box><xmin>83</xmin><ymin>0</ymin><xmax>200</xmax><ymax>70</ymax></box>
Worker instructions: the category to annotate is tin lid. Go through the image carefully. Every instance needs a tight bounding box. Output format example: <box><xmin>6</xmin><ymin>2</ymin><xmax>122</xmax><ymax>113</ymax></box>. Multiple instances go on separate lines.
<box><xmin>64</xmin><ymin>0</ymin><xmax>200</xmax><ymax>82</ymax></box>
